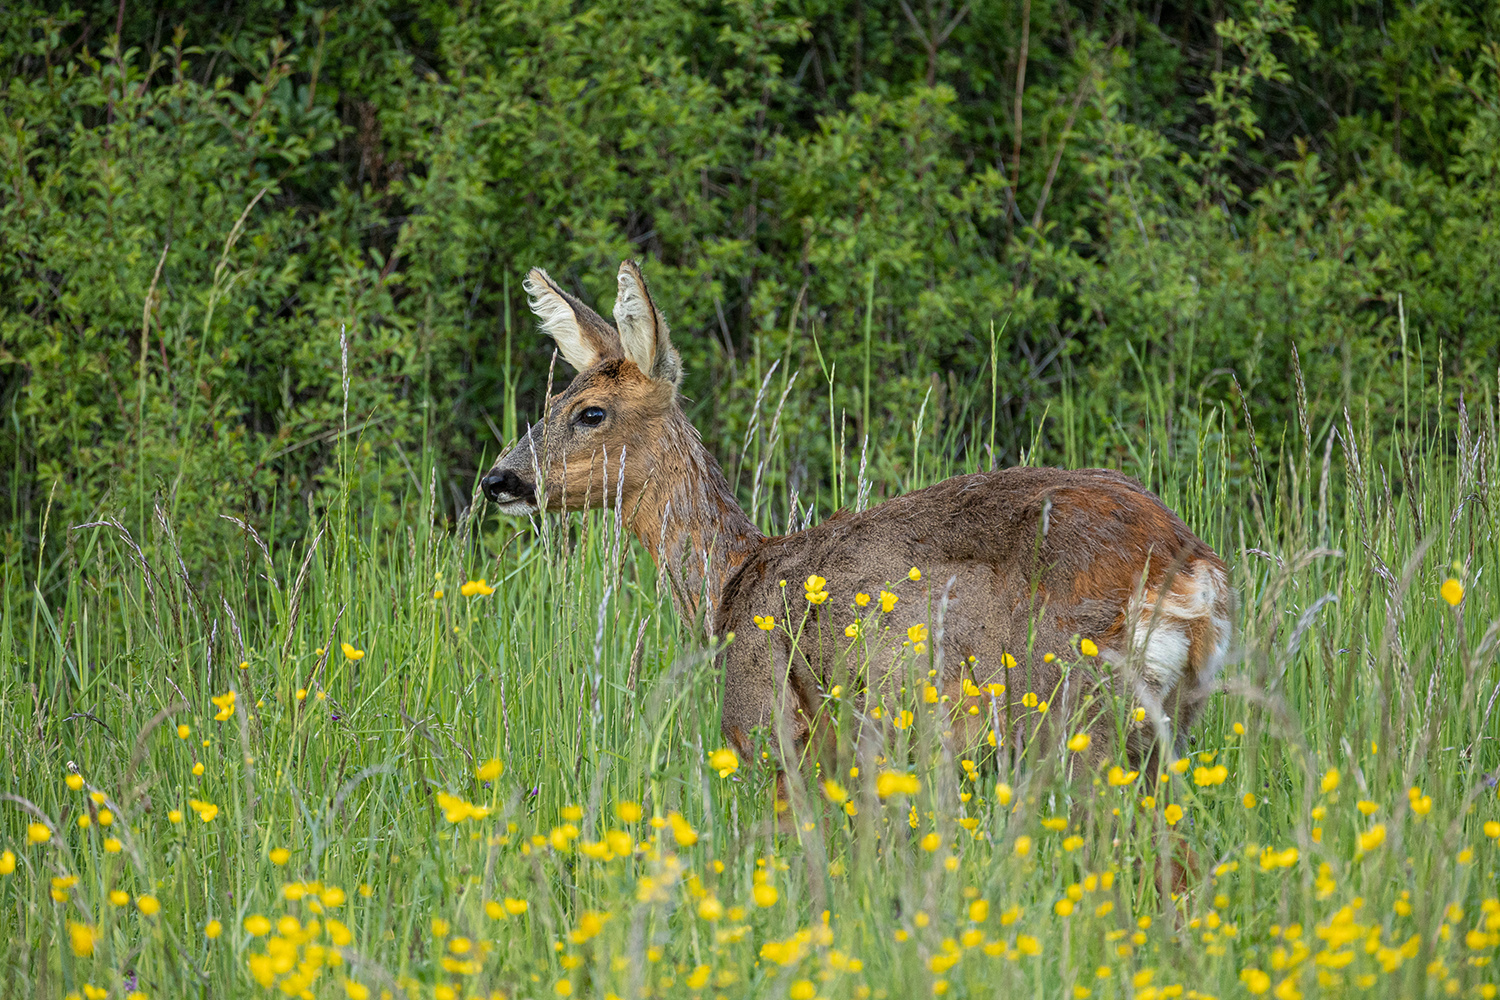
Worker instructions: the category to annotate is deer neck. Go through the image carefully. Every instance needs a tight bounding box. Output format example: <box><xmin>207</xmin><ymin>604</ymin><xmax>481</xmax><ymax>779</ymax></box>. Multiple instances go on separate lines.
<box><xmin>627</xmin><ymin>409</ymin><xmax>763</xmax><ymax>632</ymax></box>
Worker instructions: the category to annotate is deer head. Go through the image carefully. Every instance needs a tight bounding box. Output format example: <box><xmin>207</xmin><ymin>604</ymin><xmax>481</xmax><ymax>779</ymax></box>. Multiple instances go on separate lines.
<box><xmin>482</xmin><ymin>261</ymin><xmax>684</xmax><ymax>515</ymax></box>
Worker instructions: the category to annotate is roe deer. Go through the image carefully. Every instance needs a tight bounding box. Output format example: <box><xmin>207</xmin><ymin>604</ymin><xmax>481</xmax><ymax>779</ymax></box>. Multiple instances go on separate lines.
<box><xmin>483</xmin><ymin>261</ymin><xmax>1231</xmax><ymax>787</ymax></box>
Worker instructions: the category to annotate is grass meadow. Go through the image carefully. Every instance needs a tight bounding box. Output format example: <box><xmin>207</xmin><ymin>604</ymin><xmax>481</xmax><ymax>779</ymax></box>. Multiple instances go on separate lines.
<box><xmin>3</xmin><ymin>338</ymin><xmax>1500</xmax><ymax>1000</ymax></box>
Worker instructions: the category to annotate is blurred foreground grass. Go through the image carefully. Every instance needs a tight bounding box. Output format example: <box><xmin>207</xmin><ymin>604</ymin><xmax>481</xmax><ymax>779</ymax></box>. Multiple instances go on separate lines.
<box><xmin>2</xmin><ymin>364</ymin><xmax>1499</xmax><ymax>1000</ymax></box>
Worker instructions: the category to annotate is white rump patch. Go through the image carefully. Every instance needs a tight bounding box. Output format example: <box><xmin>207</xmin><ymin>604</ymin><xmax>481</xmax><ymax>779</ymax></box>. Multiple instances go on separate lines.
<box><xmin>524</xmin><ymin>268</ymin><xmax>601</xmax><ymax>372</ymax></box>
<box><xmin>1132</xmin><ymin>560</ymin><xmax>1231</xmax><ymax>697</ymax></box>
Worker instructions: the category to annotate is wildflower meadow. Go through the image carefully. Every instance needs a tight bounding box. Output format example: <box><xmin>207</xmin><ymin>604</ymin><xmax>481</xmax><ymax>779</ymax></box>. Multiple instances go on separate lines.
<box><xmin>4</xmin><ymin>0</ymin><xmax>1500</xmax><ymax>997</ymax></box>
<box><xmin>3</xmin><ymin>343</ymin><xmax>1499</xmax><ymax>1000</ymax></box>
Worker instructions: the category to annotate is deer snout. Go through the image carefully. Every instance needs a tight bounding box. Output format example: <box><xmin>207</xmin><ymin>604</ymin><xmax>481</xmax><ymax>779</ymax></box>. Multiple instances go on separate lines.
<box><xmin>482</xmin><ymin>468</ymin><xmax>534</xmax><ymax>506</ymax></box>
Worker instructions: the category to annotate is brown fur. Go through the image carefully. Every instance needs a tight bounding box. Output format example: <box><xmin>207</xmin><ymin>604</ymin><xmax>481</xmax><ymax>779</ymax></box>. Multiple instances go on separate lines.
<box><xmin>485</xmin><ymin>262</ymin><xmax>1231</xmax><ymax>783</ymax></box>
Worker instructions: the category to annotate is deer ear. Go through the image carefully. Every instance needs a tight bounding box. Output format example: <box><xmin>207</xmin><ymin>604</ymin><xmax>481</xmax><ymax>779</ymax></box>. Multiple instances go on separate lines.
<box><xmin>523</xmin><ymin>268</ymin><xmax>621</xmax><ymax>372</ymax></box>
<box><xmin>614</xmin><ymin>260</ymin><xmax>683</xmax><ymax>386</ymax></box>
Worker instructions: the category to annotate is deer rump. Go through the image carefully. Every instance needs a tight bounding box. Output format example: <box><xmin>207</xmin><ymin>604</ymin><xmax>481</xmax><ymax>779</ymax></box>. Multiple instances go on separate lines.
<box><xmin>714</xmin><ymin>465</ymin><xmax>1231</xmax><ymax>775</ymax></box>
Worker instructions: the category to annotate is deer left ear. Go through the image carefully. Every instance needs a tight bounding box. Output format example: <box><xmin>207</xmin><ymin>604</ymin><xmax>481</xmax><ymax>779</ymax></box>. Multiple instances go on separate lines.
<box><xmin>614</xmin><ymin>260</ymin><xmax>683</xmax><ymax>387</ymax></box>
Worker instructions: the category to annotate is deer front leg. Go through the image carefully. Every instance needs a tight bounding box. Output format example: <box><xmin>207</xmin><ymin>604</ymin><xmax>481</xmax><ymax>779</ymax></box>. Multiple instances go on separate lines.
<box><xmin>721</xmin><ymin>642</ymin><xmax>822</xmax><ymax>830</ymax></box>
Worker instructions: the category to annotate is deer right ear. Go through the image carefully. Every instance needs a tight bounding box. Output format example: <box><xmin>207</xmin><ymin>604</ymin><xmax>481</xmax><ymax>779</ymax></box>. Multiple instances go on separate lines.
<box><xmin>523</xmin><ymin>268</ymin><xmax>620</xmax><ymax>372</ymax></box>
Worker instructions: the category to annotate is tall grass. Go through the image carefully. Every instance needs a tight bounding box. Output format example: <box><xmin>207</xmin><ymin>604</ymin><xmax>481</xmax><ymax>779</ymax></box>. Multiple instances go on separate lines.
<box><xmin>2</xmin><ymin>327</ymin><xmax>1498</xmax><ymax>1000</ymax></box>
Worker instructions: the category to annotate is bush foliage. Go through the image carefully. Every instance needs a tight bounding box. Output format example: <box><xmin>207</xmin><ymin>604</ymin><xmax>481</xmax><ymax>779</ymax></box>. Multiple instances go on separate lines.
<box><xmin>2</xmin><ymin>0</ymin><xmax>1499</xmax><ymax>571</ymax></box>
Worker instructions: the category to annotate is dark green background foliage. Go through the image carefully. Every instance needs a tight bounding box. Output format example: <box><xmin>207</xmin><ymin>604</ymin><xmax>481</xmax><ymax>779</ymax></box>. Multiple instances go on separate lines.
<box><xmin>2</xmin><ymin>0</ymin><xmax>1498</xmax><ymax>576</ymax></box>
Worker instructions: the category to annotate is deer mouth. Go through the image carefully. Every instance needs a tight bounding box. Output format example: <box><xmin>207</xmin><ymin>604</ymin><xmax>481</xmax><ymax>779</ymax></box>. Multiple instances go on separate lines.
<box><xmin>495</xmin><ymin>498</ymin><xmax>536</xmax><ymax>515</ymax></box>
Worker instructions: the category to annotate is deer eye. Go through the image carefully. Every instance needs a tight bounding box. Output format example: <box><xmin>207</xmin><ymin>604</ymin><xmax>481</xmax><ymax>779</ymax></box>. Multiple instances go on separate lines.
<box><xmin>577</xmin><ymin>406</ymin><xmax>606</xmax><ymax>427</ymax></box>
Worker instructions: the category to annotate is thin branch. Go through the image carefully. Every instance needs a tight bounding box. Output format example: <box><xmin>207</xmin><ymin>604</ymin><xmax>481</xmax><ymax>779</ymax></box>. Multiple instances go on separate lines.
<box><xmin>1012</xmin><ymin>0</ymin><xmax>1032</xmax><ymax>188</ymax></box>
<box><xmin>1028</xmin><ymin>74</ymin><xmax>1092</xmax><ymax>236</ymax></box>
<box><xmin>933</xmin><ymin>0</ymin><xmax>971</xmax><ymax>47</ymax></box>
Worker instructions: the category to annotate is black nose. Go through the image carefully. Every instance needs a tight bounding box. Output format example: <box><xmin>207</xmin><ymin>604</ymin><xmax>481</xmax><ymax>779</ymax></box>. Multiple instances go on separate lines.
<box><xmin>482</xmin><ymin>469</ymin><xmax>534</xmax><ymax>503</ymax></box>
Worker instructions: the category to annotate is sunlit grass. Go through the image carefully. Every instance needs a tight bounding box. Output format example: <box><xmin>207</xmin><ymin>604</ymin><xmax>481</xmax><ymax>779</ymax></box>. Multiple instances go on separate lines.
<box><xmin>3</xmin><ymin>359</ymin><xmax>1499</xmax><ymax>1000</ymax></box>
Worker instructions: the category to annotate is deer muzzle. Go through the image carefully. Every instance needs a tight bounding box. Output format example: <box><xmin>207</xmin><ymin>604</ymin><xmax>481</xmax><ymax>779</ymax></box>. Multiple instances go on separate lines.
<box><xmin>481</xmin><ymin>468</ymin><xmax>536</xmax><ymax>512</ymax></box>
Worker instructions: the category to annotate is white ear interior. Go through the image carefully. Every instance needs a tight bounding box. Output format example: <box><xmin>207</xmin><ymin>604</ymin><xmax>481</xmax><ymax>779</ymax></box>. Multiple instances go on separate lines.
<box><xmin>613</xmin><ymin>265</ymin><xmax>658</xmax><ymax>376</ymax></box>
<box><xmin>524</xmin><ymin>268</ymin><xmax>601</xmax><ymax>372</ymax></box>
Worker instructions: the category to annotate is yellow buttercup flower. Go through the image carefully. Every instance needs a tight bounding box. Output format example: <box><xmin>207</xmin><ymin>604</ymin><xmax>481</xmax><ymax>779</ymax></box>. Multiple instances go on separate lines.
<box><xmin>27</xmin><ymin>823</ymin><xmax>50</xmax><ymax>844</ymax></box>
<box><xmin>854</xmin><ymin>592</ymin><xmax>871</xmax><ymax>607</ymax></box>
<box><xmin>1357</xmin><ymin>824</ymin><xmax>1386</xmax><ymax>853</ymax></box>
<box><xmin>211</xmin><ymin>690</ymin><xmax>236</xmax><ymax>721</ymax></box>
<box><xmin>341</xmin><ymin>642</ymin><xmax>365</xmax><ymax>661</ymax></box>
<box><xmin>1440</xmin><ymin>578</ymin><xmax>1464</xmax><ymax>606</ymax></box>
<box><xmin>136</xmin><ymin>895</ymin><xmax>161</xmax><ymax>916</ymax></box>
<box><xmin>1240</xmin><ymin>969</ymin><xmax>1271</xmax><ymax>995</ymax></box>
<box><xmin>908</xmin><ymin>567</ymin><xmax>921</xmax><ymax>581</ymax></box>
<box><xmin>804</xmin><ymin>575</ymin><xmax>829</xmax><ymax>604</ymax></box>
<box><xmin>708</xmin><ymin>747</ymin><xmax>739</xmax><ymax>778</ymax></box>
<box><xmin>66</xmin><ymin>773</ymin><xmax>84</xmax><ymax>791</ymax></box>
<box><xmin>476</xmin><ymin>758</ymin><xmax>504</xmax><ymax>781</ymax></box>
<box><xmin>1258</xmin><ymin>845</ymin><xmax>1299</xmax><ymax>870</ymax></box>
<box><xmin>1080</xmin><ymin>638</ymin><xmax>1099</xmax><ymax>656</ymax></box>
<box><xmin>68</xmin><ymin>921</ymin><xmax>99</xmax><ymax>957</ymax></box>
<box><xmin>875</xmin><ymin>771</ymin><xmax>921</xmax><ymax>798</ymax></box>
<box><xmin>205</xmin><ymin>919</ymin><xmax>223</xmax><ymax>939</ymax></box>
<box><xmin>435</xmin><ymin>792</ymin><xmax>492</xmax><ymax>823</ymax></box>
<box><xmin>753</xmin><ymin>614</ymin><xmax>776</xmax><ymax>631</ymax></box>
<box><xmin>1067</xmin><ymin>733</ymin><xmax>1091</xmax><ymax>752</ymax></box>
<box><xmin>1193</xmin><ymin>764</ymin><xmax>1229</xmax><ymax>786</ymax></box>
<box><xmin>879</xmin><ymin>590</ymin><xmax>898</xmax><ymax>613</ymax></box>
